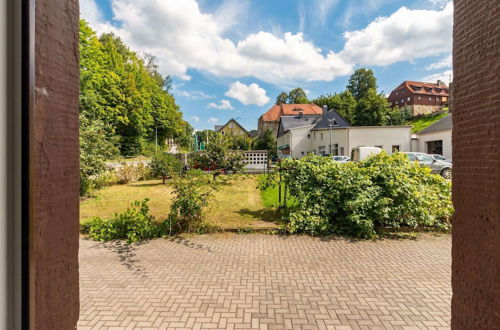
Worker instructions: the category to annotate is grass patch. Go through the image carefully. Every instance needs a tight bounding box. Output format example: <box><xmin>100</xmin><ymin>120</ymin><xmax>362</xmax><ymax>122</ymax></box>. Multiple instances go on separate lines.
<box><xmin>80</xmin><ymin>175</ymin><xmax>280</xmax><ymax>231</ymax></box>
<box><xmin>406</xmin><ymin>111</ymin><xmax>448</xmax><ymax>133</ymax></box>
<box><xmin>258</xmin><ymin>174</ymin><xmax>296</xmax><ymax>209</ymax></box>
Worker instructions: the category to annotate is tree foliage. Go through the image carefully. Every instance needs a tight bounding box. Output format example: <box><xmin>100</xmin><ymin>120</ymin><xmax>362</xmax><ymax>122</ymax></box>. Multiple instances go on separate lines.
<box><xmin>253</xmin><ymin>129</ymin><xmax>277</xmax><ymax>157</ymax></box>
<box><xmin>79</xmin><ymin>19</ymin><xmax>192</xmax><ymax>156</ymax></box>
<box><xmin>150</xmin><ymin>152</ymin><xmax>182</xmax><ymax>184</ymax></box>
<box><xmin>353</xmin><ymin>89</ymin><xmax>403</xmax><ymax>126</ymax></box>
<box><xmin>311</xmin><ymin>91</ymin><xmax>356</xmax><ymax>124</ymax></box>
<box><xmin>346</xmin><ymin>68</ymin><xmax>377</xmax><ymax>101</ymax></box>
<box><xmin>275</xmin><ymin>88</ymin><xmax>309</xmax><ymax>104</ymax></box>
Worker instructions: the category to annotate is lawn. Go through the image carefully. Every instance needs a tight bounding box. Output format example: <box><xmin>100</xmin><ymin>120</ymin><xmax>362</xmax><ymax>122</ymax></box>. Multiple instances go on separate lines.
<box><xmin>407</xmin><ymin>111</ymin><xmax>448</xmax><ymax>133</ymax></box>
<box><xmin>80</xmin><ymin>175</ymin><xmax>280</xmax><ymax>230</ymax></box>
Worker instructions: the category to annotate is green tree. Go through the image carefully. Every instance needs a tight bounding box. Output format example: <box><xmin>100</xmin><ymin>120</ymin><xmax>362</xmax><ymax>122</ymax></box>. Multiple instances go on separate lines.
<box><xmin>253</xmin><ymin>129</ymin><xmax>276</xmax><ymax>157</ymax></box>
<box><xmin>347</xmin><ymin>68</ymin><xmax>377</xmax><ymax>100</ymax></box>
<box><xmin>206</xmin><ymin>135</ymin><xmax>245</xmax><ymax>174</ymax></box>
<box><xmin>353</xmin><ymin>89</ymin><xmax>400</xmax><ymax>126</ymax></box>
<box><xmin>150</xmin><ymin>153</ymin><xmax>182</xmax><ymax>184</ymax></box>
<box><xmin>311</xmin><ymin>91</ymin><xmax>356</xmax><ymax>123</ymax></box>
<box><xmin>276</xmin><ymin>92</ymin><xmax>288</xmax><ymax>105</ymax></box>
<box><xmin>287</xmin><ymin>87</ymin><xmax>309</xmax><ymax>104</ymax></box>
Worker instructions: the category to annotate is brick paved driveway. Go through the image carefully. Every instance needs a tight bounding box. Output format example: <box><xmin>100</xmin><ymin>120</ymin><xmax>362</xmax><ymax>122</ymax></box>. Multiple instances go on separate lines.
<box><xmin>78</xmin><ymin>234</ymin><xmax>451</xmax><ymax>329</ymax></box>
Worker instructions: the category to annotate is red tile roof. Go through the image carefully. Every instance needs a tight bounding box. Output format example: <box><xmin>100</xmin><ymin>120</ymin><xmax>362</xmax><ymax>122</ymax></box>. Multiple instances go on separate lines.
<box><xmin>393</xmin><ymin>81</ymin><xmax>449</xmax><ymax>96</ymax></box>
<box><xmin>260</xmin><ymin>104</ymin><xmax>323</xmax><ymax>122</ymax></box>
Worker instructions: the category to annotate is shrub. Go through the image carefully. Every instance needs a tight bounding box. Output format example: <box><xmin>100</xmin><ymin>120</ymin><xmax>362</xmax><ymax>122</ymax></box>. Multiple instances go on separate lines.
<box><xmin>167</xmin><ymin>172</ymin><xmax>215</xmax><ymax>233</ymax></box>
<box><xmin>80</xmin><ymin>199</ymin><xmax>164</xmax><ymax>243</ymax></box>
<box><xmin>116</xmin><ymin>163</ymin><xmax>137</xmax><ymax>184</ymax></box>
<box><xmin>275</xmin><ymin>152</ymin><xmax>453</xmax><ymax>238</ymax></box>
<box><xmin>150</xmin><ymin>153</ymin><xmax>182</xmax><ymax>184</ymax></box>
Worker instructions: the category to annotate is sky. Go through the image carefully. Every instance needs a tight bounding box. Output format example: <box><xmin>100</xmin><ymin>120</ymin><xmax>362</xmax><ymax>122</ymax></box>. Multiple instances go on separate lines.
<box><xmin>81</xmin><ymin>0</ymin><xmax>453</xmax><ymax>131</ymax></box>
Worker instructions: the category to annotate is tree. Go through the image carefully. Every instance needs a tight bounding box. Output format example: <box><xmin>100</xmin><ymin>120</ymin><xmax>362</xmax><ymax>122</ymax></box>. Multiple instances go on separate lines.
<box><xmin>311</xmin><ymin>91</ymin><xmax>357</xmax><ymax>123</ymax></box>
<box><xmin>347</xmin><ymin>68</ymin><xmax>377</xmax><ymax>100</ymax></box>
<box><xmin>150</xmin><ymin>152</ymin><xmax>182</xmax><ymax>184</ymax></box>
<box><xmin>275</xmin><ymin>88</ymin><xmax>309</xmax><ymax>105</ymax></box>
<box><xmin>353</xmin><ymin>89</ymin><xmax>401</xmax><ymax>126</ymax></box>
<box><xmin>205</xmin><ymin>135</ymin><xmax>245</xmax><ymax>174</ymax></box>
<box><xmin>287</xmin><ymin>87</ymin><xmax>309</xmax><ymax>104</ymax></box>
<box><xmin>276</xmin><ymin>92</ymin><xmax>288</xmax><ymax>105</ymax></box>
<box><xmin>253</xmin><ymin>129</ymin><xmax>276</xmax><ymax>157</ymax></box>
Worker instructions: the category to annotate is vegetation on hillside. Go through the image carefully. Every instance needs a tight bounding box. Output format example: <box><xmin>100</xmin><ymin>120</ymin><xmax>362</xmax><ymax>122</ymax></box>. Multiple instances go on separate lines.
<box><xmin>407</xmin><ymin>111</ymin><xmax>449</xmax><ymax>133</ymax></box>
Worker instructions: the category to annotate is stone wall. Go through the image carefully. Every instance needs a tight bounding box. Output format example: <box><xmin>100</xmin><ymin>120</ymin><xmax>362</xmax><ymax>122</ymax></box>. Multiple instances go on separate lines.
<box><xmin>31</xmin><ymin>0</ymin><xmax>80</xmax><ymax>328</ymax></box>
<box><xmin>451</xmin><ymin>0</ymin><xmax>499</xmax><ymax>328</ymax></box>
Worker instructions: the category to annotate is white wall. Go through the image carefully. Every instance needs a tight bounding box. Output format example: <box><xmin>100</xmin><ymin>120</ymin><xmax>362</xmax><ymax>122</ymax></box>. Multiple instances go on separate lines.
<box><xmin>289</xmin><ymin>126</ymin><xmax>314</xmax><ymax>158</ymax></box>
<box><xmin>311</xmin><ymin>129</ymin><xmax>348</xmax><ymax>156</ymax></box>
<box><xmin>348</xmin><ymin>126</ymin><xmax>412</xmax><ymax>155</ymax></box>
<box><xmin>417</xmin><ymin>130</ymin><xmax>452</xmax><ymax>159</ymax></box>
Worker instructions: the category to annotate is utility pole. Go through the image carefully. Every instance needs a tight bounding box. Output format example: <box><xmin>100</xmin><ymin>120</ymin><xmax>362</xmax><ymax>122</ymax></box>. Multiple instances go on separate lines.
<box><xmin>328</xmin><ymin>119</ymin><xmax>333</xmax><ymax>155</ymax></box>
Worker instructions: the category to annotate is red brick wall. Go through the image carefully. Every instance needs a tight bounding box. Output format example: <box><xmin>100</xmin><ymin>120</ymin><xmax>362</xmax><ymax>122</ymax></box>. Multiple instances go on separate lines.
<box><xmin>31</xmin><ymin>0</ymin><xmax>80</xmax><ymax>328</ymax></box>
<box><xmin>452</xmin><ymin>0</ymin><xmax>500</xmax><ymax>328</ymax></box>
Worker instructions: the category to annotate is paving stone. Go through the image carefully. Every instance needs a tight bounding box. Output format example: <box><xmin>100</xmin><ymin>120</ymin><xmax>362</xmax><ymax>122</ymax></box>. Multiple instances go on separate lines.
<box><xmin>78</xmin><ymin>234</ymin><xmax>451</xmax><ymax>329</ymax></box>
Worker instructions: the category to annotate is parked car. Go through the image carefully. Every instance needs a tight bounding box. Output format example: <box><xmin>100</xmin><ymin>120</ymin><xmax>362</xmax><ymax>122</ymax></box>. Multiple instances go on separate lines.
<box><xmin>429</xmin><ymin>154</ymin><xmax>452</xmax><ymax>163</ymax></box>
<box><xmin>331</xmin><ymin>155</ymin><xmax>350</xmax><ymax>162</ymax></box>
<box><xmin>351</xmin><ymin>147</ymin><xmax>382</xmax><ymax>162</ymax></box>
<box><xmin>403</xmin><ymin>152</ymin><xmax>452</xmax><ymax>179</ymax></box>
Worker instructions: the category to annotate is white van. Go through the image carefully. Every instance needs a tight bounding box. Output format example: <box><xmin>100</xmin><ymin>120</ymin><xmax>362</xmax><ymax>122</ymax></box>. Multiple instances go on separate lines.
<box><xmin>351</xmin><ymin>147</ymin><xmax>382</xmax><ymax>162</ymax></box>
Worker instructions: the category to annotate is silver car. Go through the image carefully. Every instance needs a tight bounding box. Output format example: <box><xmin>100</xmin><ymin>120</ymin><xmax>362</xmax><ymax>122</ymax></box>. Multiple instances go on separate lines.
<box><xmin>404</xmin><ymin>152</ymin><xmax>452</xmax><ymax>179</ymax></box>
<box><xmin>331</xmin><ymin>155</ymin><xmax>350</xmax><ymax>163</ymax></box>
<box><xmin>429</xmin><ymin>154</ymin><xmax>452</xmax><ymax>163</ymax></box>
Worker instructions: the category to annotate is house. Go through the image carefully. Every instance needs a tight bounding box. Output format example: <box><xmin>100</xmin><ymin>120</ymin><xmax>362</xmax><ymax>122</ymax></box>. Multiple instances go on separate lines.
<box><xmin>388</xmin><ymin>80</ymin><xmax>449</xmax><ymax>116</ymax></box>
<box><xmin>413</xmin><ymin>114</ymin><xmax>452</xmax><ymax>159</ymax></box>
<box><xmin>277</xmin><ymin>107</ymin><xmax>412</xmax><ymax>158</ymax></box>
<box><xmin>215</xmin><ymin>119</ymin><xmax>251</xmax><ymax>137</ymax></box>
<box><xmin>258</xmin><ymin>103</ymin><xmax>323</xmax><ymax>137</ymax></box>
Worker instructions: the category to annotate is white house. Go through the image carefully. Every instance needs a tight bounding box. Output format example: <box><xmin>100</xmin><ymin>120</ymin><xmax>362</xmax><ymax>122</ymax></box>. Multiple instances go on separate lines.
<box><xmin>277</xmin><ymin>108</ymin><xmax>412</xmax><ymax>158</ymax></box>
<box><xmin>414</xmin><ymin>114</ymin><xmax>452</xmax><ymax>159</ymax></box>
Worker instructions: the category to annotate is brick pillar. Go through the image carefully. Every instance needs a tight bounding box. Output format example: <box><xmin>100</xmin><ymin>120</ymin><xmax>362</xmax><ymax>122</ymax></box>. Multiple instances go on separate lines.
<box><xmin>31</xmin><ymin>0</ymin><xmax>80</xmax><ymax>328</ymax></box>
<box><xmin>452</xmin><ymin>0</ymin><xmax>500</xmax><ymax>328</ymax></box>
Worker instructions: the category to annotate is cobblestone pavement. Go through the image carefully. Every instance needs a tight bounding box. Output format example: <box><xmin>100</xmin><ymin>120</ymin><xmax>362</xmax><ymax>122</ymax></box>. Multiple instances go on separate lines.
<box><xmin>78</xmin><ymin>234</ymin><xmax>451</xmax><ymax>330</ymax></box>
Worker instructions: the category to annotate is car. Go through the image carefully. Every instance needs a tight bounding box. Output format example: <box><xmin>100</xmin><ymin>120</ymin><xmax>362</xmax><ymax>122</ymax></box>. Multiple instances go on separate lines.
<box><xmin>429</xmin><ymin>154</ymin><xmax>452</xmax><ymax>163</ymax></box>
<box><xmin>403</xmin><ymin>152</ymin><xmax>452</xmax><ymax>179</ymax></box>
<box><xmin>331</xmin><ymin>155</ymin><xmax>350</xmax><ymax>162</ymax></box>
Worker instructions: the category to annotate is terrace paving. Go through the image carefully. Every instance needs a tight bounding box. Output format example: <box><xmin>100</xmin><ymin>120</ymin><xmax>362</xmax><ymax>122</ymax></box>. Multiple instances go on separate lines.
<box><xmin>78</xmin><ymin>234</ymin><xmax>451</xmax><ymax>329</ymax></box>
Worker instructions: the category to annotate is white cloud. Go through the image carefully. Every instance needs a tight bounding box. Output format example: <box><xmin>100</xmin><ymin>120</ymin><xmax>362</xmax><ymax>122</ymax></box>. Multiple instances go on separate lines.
<box><xmin>340</xmin><ymin>3</ymin><xmax>453</xmax><ymax>67</ymax></box>
<box><xmin>176</xmin><ymin>90</ymin><xmax>214</xmax><ymax>100</ymax></box>
<box><xmin>225</xmin><ymin>81</ymin><xmax>270</xmax><ymax>106</ymax></box>
<box><xmin>423</xmin><ymin>70</ymin><xmax>453</xmax><ymax>84</ymax></box>
<box><xmin>426</xmin><ymin>54</ymin><xmax>452</xmax><ymax>70</ymax></box>
<box><xmin>82</xmin><ymin>0</ymin><xmax>453</xmax><ymax>86</ymax></box>
<box><xmin>208</xmin><ymin>99</ymin><xmax>234</xmax><ymax>110</ymax></box>
<box><xmin>190</xmin><ymin>116</ymin><xmax>200</xmax><ymax>122</ymax></box>
<box><xmin>208</xmin><ymin>117</ymin><xmax>219</xmax><ymax>125</ymax></box>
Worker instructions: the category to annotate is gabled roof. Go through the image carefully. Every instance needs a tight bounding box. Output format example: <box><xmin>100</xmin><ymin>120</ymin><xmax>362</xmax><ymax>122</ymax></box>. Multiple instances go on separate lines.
<box><xmin>417</xmin><ymin>114</ymin><xmax>452</xmax><ymax>134</ymax></box>
<box><xmin>312</xmin><ymin>109</ymin><xmax>351</xmax><ymax>130</ymax></box>
<box><xmin>391</xmin><ymin>81</ymin><xmax>449</xmax><ymax>96</ymax></box>
<box><xmin>215</xmin><ymin>119</ymin><xmax>251</xmax><ymax>137</ymax></box>
<box><xmin>277</xmin><ymin>115</ymin><xmax>322</xmax><ymax>137</ymax></box>
<box><xmin>260</xmin><ymin>104</ymin><xmax>323</xmax><ymax>122</ymax></box>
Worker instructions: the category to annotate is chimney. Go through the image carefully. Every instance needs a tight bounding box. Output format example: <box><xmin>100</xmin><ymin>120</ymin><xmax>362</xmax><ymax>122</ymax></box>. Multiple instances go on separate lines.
<box><xmin>322</xmin><ymin>105</ymin><xmax>328</xmax><ymax>115</ymax></box>
<box><xmin>298</xmin><ymin>111</ymin><xmax>304</xmax><ymax>119</ymax></box>
<box><xmin>437</xmin><ymin>79</ymin><xmax>444</xmax><ymax>86</ymax></box>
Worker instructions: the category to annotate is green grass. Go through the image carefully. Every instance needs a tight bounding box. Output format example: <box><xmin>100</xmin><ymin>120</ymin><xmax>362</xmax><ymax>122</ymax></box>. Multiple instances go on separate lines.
<box><xmin>258</xmin><ymin>175</ymin><xmax>296</xmax><ymax>209</ymax></box>
<box><xmin>80</xmin><ymin>175</ymin><xmax>280</xmax><ymax>230</ymax></box>
<box><xmin>406</xmin><ymin>111</ymin><xmax>448</xmax><ymax>133</ymax></box>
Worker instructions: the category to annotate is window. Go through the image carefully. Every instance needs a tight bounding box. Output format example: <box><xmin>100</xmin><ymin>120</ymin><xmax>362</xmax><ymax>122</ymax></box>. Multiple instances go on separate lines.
<box><xmin>307</xmin><ymin>134</ymin><xmax>310</xmax><ymax>139</ymax></box>
<box><xmin>318</xmin><ymin>146</ymin><xmax>326</xmax><ymax>155</ymax></box>
<box><xmin>407</xmin><ymin>97</ymin><xmax>410</xmax><ymax>102</ymax></box>
<box><xmin>229</xmin><ymin>122</ymin><xmax>234</xmax><ymax>128</ymax></box>
<box><xmin>392</xmin><ymin>145</ymin><xmax>400</xmax><ymax>152</ymax></box>
<box><xmin>426</xmin><ymin>140</ymin><xmax>443</xmax><ymax>155</ymax></box>
<box><xmin>416</xmin><ymin>153</ymin><xmax>434</xmax><ymax>164</ymax></box>
<box><xmin>301</xmin><ymin>151</ymin><xmax>304</xmax><ymax>155</ymax></box>
<box><xmin>418</xmin><ymin>96</ymin><xmax>421</xmax><ymax>101</ymax></box>
<box><xmin>395</xmin><ymin>101</ymin><xmax>398</xmax><ymax>105</ymax></box>
<box><xmin>395</xmin><ymin>91</ymin><xmax>398</xmax><ymax>95</ymax></box>
<box><xmin>340</xmin><ymin>147</ymin><xmax>344</xmax><ymax>156</ymax></box>
<box><xmin>314</xmin><ymin>132</ymin><xmax>316</xmax><ymax>140</ymax></box>
<box><xmin>320</xmin><ymin>133</ymin><xmax>324</xmax><ymax>140</ymax></box>
<box><xmin>375</xmin><ymin>145</ymin><xmax>383</xmax><ymax>149</ymax></box>
<box><xmin>429</xmin><ymin>96</ymin><xmax>432</xmax><ymax>101</ymax></box>
<box><xmin>401</xmin><ymin>99</ymin><xmax>404</xmax><ymax>103</ymax></box>
<box><xmin>333</xmin><ymin>144</ymin><xmax>339</xmax><ymax>156</ymax></box>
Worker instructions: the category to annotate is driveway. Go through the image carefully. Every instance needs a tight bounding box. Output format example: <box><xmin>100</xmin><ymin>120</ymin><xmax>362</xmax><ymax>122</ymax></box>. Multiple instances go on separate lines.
<box><xmin>78</xmin><ymin>234</ymin><xmax>451</xmax><ymax>329</ymax></box>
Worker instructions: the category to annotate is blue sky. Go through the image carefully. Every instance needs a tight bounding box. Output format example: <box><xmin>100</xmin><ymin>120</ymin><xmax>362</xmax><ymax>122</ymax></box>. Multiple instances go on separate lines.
<box><xmin>81</xmin><ymin>0</ymin><xmax>453</xmax><ymax>131</ymax></box>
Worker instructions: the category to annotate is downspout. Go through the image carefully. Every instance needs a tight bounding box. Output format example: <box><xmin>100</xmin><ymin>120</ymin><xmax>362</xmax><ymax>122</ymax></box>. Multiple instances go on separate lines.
<box><xmin>289</xmin><ymin>130</ymin><xmax>293</xmax><ymax>158</ymax></box>
<box><xmin>346</xmin><ymin>128</ymin><xmax>350</xmax><ymax>157</ymax></box>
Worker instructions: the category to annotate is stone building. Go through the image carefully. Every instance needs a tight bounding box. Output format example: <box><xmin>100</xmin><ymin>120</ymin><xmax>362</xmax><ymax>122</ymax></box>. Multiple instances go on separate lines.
<box><xmin>388</xmin><ymin>80</ymin><xmax>449</xmax><ymax>115</ymax></box>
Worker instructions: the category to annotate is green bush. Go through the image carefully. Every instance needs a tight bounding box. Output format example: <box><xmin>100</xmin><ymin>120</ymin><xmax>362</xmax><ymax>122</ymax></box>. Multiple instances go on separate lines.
<box><xmin>150</xmin><ymin>153</ymin><xmax>182</xmax><ymax>184</ymax></box>
<box><xmin>80</xmin><ymin>199</ymin><xmax>164</xmax><ymax>243</ymax></box>
<box><xmin>275</xmin><ymin>152</ymin><xmax>453</xmax><ymax>238</ymax></box>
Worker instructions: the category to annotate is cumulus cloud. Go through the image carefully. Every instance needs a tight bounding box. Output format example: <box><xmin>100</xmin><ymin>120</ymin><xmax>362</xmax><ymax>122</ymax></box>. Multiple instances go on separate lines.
<box><xmin>340</xmin><ymin>3</ymin><xmax>453</xmax><ymax>67</ymax></box>
<box><xmin>82</xmin><ymin>0</ymin><xmax>453</xmax><ymax>86</ymax></box>
<box><xmin>225</xmin><ymin>81</ymin><xmax>270</xmax><ymax>106</ymax></box>
<box><xmin>208</xmin><ymin>99</ymin><xmax>234</xmax><ymax>110</ymax></box>
<box><xmin>208</xmin><ymin>117</ymin><xmax>219</xmax><ymax>125</ymax></box>
<box><xmin>190</xmin><ymin>116</ymin><xmax>200</xmax><ymax>122</ymax></box>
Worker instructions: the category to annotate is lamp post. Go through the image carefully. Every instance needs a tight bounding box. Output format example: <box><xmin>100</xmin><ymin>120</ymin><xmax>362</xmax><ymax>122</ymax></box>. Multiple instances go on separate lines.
<box><xmin>328</xmin><ymin>119</ymin><xmax>334</xmax><ymax>155</ymax></box>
